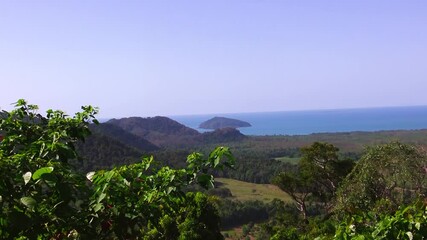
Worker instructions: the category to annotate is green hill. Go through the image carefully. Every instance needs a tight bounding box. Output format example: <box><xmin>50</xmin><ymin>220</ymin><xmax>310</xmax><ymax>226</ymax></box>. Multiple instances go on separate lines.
<box><xmin>90</xmin><ymin>123</ymin><xmax>159</xmax><ymax>151</ymax></box>
<box><xmin>107</xmin><ymin>116</ymin><xmax>200</xmax><ymax>147</ymax></box>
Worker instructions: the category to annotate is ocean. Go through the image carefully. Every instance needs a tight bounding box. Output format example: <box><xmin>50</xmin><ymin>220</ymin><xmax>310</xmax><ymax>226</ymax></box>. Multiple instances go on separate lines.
<box><xmin>169</xmin><ymin>106</ymin><xmax>427</xmax><ymax>136</ymax></box>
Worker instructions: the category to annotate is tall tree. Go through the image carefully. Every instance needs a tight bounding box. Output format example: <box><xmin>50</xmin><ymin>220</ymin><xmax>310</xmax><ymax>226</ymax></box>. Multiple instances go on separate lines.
<box><xmin>273</xmin><ymin>172</ymin><xmax>313</xmax><ymax>220</ymax></box>
<box><xmin>299</xmin><ymin>142</ymin><xmax>354</xmax><ymax>210</ymax></box>
<box><xmin>273</xmin><ymin>142</ymin><xmax>354</xmax><ymax>219</ymax></box>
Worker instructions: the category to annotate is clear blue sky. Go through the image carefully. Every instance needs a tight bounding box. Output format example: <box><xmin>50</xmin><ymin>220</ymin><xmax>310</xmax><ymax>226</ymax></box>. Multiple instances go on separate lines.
<box><xmin>1</xmin><ymin>0</ymin><xmax>426</xmax><ymax>117</ymax></box>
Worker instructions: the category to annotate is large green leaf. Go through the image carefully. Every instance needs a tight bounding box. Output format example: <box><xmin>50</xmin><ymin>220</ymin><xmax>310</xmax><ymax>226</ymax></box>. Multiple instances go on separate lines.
<box><xmin>32</xmin><ymin>167</ymin><xmax>54</xmax><ymax>180</ymax></box>
<box><xmin>20</xmin><ymin>197</ymin><xmax>37</xmax><ymax>211</ymax></box>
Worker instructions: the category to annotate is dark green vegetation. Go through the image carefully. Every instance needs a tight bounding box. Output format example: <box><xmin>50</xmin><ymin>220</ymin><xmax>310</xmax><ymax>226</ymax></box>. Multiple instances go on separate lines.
<box><xmin>107</xmin><ymin>116</ymin><xmax>200</xmax><ymax>147</ymax></box>
<box><xmin>273</xmin><ymin>142</ymin><xmax>355</xmax><ymax>220</ymax></box>
<box><xmin>0</xmin><ymin>100</ymin><xmax>234</xmax><ymax>239</ymax></box>
<box><xmin>262</xmin><ymin>141</ymin><xmax>426</xmax><ymax>239</ymax></box>
<box><xmin>1</xmin><ymin>100</ymin><xmax>426</xmax><ymax>239</ymax></box>
<box><xmin>199</xmin><ymin>117</ymin><xmax>251</xmax><ymax>130</ymax></box>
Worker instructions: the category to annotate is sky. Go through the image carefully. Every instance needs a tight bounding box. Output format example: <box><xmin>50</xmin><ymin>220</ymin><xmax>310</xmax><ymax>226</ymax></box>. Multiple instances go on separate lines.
<box><xmin>0</xmin><ymin>0</ymin><xmax>426</xmax><ymax>118</ymax></box>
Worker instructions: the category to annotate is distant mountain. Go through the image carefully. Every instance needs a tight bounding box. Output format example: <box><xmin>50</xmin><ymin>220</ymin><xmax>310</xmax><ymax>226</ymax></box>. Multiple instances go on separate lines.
<box><xmin>199</xmin><ymin>117</ymin><xmax>251</xmax><ymax>130</ymax></box>
<box><xmin>107</xmin><ymin>116</ymin><xmax>201</xmax><ymax>147</ymax></box>
<box><xmin>200</xmin><ymin>127</ymin><xmax>247</xmax><ymax>143</ymax></box>
<box><xmin>90</xmin><ymin>123</ymin><xmax>159</xmax><ymax>152</ymax></box>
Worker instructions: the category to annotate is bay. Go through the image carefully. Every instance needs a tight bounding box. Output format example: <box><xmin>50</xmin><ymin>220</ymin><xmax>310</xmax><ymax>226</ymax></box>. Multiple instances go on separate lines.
<box><xmin>169</xmin><ymin>106</ymin><xmax>427</xmax><ymax>136</ymax></box>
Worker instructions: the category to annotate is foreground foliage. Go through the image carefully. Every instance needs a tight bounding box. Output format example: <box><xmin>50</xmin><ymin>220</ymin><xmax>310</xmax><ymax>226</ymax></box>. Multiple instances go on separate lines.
<box><xmin>262</xmin><ymin>142</ymin><xmax>427</xmax><ymax>240</ymax></box>
<box><xmin>0</xmin><ymin>100</ymin><xmax>234</xmax><ymax>239</ymax></box>
<box><xmin>335</xmin><ymin>200</ymin><xmax>427</xmax><ymax>239</ymax></box>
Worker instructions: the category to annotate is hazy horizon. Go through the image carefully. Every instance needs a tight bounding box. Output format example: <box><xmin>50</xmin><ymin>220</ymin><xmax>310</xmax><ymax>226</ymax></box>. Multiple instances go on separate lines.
<box><xmin>166</xmin><ymin>104</ymin><xmax>427</xmax><ymax>118</ymax></box>
<box><xmin>82</xmin><ymin>104</ymin><xmax>427</xmax><ymax>120</ymax></box>
<box><xmin>1</xmin><ymin>1</ymin><xmax>426</xmax><ymax>117</ymax></box>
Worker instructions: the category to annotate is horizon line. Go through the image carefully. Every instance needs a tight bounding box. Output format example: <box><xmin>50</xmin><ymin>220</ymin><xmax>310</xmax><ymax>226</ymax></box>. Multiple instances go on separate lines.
<box><xmin>98</xmin><ymin>104</ymin><xmax>427</xmax><ymax>119</ymax></box>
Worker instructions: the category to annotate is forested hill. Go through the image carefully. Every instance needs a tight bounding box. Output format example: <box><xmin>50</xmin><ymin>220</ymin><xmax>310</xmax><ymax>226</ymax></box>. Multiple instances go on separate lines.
<box><xmin>75</xmin><ymin>118</ymin><xmax>248</xmax><ymax>172</ymax></box>
<box><xmin>107</xmin><ymin>116</ymin><xmax>200</xmax><ymax>147</ymax></box>
<box><xmin>74</xmin><ymin>122</ymin><xmax>161</xmax><ymax>172</ymax></box>
<box><xmin>108</xmin><ymin>116</ymin><xmax>200</xmax><ymax>136</ymax></box>
<box><xmin>75</xmin><ymin>132</ymin><xmax>143</xmax><ymax>172</ymax></box>
<box><xmin>89</xmin><ymin>123</ymin><xmax>159</xmax><ymax>151</ymax></box>
<box><xmin>105</xmin><ymin>116</ymin><xmax>247</xmax><ymax>147</ymax></box>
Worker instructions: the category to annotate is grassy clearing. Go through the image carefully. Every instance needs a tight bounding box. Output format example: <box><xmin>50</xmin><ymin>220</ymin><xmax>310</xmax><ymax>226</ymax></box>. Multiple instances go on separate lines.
<box><xmin>216</xmin><ymin>178</ymin><xmax>293</xmax><ymax>203</ymax></box>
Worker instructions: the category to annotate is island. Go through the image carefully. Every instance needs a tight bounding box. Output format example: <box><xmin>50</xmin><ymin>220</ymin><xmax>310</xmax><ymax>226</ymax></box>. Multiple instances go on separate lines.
<box><xmin>199</xmin><ymin>116</ymin><xmax>252</xmax><ymax>129</ymax></box>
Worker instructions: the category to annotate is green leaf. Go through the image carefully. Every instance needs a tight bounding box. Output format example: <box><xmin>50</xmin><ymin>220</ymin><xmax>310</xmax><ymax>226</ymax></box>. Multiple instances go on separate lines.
<box><xmin>15</xmin><ymin>99</ymin><xmax>27</xmax><ymax>107</ymax></box>
<box><xmin>123</xmin><ymin>178</ymin><xmax>130</xmax><ymax>187</ymax></box>
<box><xmin>415</xmin><ymin>222</ymin><xmax>420</xmax><ymax>230</ymax></box>
<box><xmin>197</xmin><ymin>174</ymin><xmax>214</xmax><ymax>189</ymax></box>
<box><xmin>93</xmin><ymin>203</ymin><xmax>103</xmax><ymax>212</ymax></box>
<box><xmin>20</xmin><ymin>197</ymin><xmax>37</xmax><ymax>210</ymax></box>
<box><xmin>38</xmin><ymin>142</ymin><xmax>46</xmax><ymax>158</ymax></box>
<box><xmin>142</xmin><ymin>156</ymin><xmax>153</xmax><ymax>170</ymax></box>
<box><xmin>406</xmin><ymin>231</ymin><xmax>413</xmax><ymax>240</ymax></box>
<box><xmin>32</xmin><ymin>167</ymin><xmax>54</xmax><ymax>180</ymax></box>
<box><xmin>104</xmin><ymin>171</ymin><xmax>115</xmax><ymax>182</ymax></box>
<box><xmin>146</xmin><ymin>192</ymin><xmax>158</xmax><ymax>203</ymax></box>
<box><xmin>97</xmin><ymin>192</ymin><xmax>106</xmax><ymax>203</ymax></box>
<box><xmin>23</xmin><ymin>172</ymin><xmax>32</xmax><ymax>185</ymax></box>
<box><xmin>213</xmin><ymin>156</ymin><xmax>220</xmax><ymax>168</ymax></box>
<box><xmin>166</xmin><ymin>186</ymin><xmax>176</xmax><ymax>194</ymax></box>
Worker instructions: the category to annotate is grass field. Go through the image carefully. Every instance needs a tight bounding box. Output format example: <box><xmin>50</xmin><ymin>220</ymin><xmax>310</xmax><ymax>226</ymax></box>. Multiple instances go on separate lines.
<box><xmin>216</xmin><ymin>178</ymin><xmax>293</xmax><ymax>203</ymax></box>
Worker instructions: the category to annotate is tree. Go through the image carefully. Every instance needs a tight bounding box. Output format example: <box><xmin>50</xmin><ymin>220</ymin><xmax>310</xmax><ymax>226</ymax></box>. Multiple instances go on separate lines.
<box><xmin>334</xmin><ymin>142</ymin><xmax>427</xmax><ymax>215</ymax></box>
<box><xmin>0</xmin><ymin>99</ymin><xmax>234</xmax><ymax>239</ymax></box>
<box><xmin>273</xmin><ymin>142</ymin><xmax>354</xmax><ymax>220</ymax></box>
<box><xmin>273</xmin><ymin>172</ymin><xmax>313</xmax><ymax>221</ymax></box>
<box><xmin>0</xmin><ymin>99</ymin><xmax>98</xmax><ymax>238</ymax></box>
<box><xmin>299</xmin><ymin>142</ymin><xmax>354</xmax><ymax>210</ymax></box>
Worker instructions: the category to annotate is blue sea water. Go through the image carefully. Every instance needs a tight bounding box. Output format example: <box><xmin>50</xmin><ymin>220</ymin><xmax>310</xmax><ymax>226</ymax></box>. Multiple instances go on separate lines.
<box><xmin>169</xmin><ymin>106</ymin><xmax>427</xmax><ymax>136</ymax></box>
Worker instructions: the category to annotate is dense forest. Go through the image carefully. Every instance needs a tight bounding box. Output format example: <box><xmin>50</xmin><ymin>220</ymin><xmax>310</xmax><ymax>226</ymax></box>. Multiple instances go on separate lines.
<box><xmin>1</xmin><ymin>100</ymin><xmax>426</xmax><ymax>239</ymax></box>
